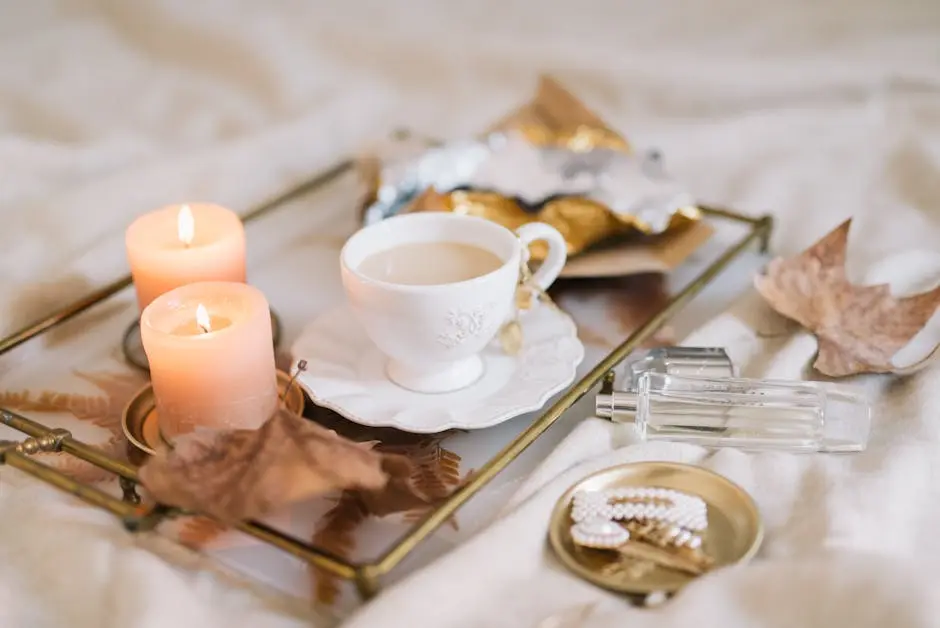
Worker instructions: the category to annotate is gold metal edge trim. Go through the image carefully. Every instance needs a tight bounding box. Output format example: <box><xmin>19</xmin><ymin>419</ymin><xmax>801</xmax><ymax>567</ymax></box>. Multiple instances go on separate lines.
<box><xmin>547</xmin><ymin>461</ymin><xmax>764</xmax><ymax>595</ymax></box>
<box><xmin>0</xmin><ymin>406</ymin><xmax>358</xmax><ymax>580</ymax></box>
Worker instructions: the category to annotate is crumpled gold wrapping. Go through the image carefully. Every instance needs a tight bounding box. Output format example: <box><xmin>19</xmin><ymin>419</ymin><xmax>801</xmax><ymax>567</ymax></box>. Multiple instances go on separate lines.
<box><xmin>484</xmin><ymin>77</ymin><xmax>631</xmax><ymax>152</ymax></box>
<box><xmin>406</xmin><ymin>186</ymin><xmax>698</xmax><ymax>261</ymax></box>
<box><xmin>359</xmin><ymin>76</ymin><xmax>702</xmax><ymax>262</ymax></box>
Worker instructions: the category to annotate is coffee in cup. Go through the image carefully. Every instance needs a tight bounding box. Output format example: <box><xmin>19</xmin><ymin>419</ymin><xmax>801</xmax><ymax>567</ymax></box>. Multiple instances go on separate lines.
<box><xmin>340</xmin><ymin>212</ymin><xmax>567</xmax><ymax>393</ymax></box>
<box><xmin>356</xmin><ymin>241</ymin><xmax>504</xmax><ymax>286</ymax></box>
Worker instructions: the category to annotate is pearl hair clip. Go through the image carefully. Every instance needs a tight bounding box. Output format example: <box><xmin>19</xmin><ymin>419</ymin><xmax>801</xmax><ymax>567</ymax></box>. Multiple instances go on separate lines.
<box><xmin>569</xmin><ymin>487</ymin><xmax>709</xmax><ymax>552</ymax></box>
<box><xmin>570</xmin><ymin>518</ymin><xmax>631</xmax><ymax>549</ymax></box>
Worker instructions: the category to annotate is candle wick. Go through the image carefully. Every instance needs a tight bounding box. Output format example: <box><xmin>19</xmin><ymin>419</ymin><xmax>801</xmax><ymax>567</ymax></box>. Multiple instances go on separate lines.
<box><xmin>198</xmin><ymin>323</ymin><xmax>210</xmax><ymax>334</ymax></box>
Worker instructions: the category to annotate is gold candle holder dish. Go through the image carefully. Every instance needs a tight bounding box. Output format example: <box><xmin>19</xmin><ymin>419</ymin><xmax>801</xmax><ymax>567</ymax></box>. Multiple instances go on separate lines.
<box><xmin>122</xmin><ymin>369</ymin><xmax>305</xmax><ymax>464</ymax></box>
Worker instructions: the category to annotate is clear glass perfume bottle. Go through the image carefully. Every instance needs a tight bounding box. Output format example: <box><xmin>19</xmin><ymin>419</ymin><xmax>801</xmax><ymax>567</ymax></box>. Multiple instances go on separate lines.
<box><xmin>596</xmin><ymin>371</ymin><xmax>872</xmax><ymax>453</ymax></box>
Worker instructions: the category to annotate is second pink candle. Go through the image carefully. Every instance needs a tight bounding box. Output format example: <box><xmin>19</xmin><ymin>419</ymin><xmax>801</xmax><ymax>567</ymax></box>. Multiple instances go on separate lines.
<box><xmin>125</xmin><ymin>203</ymin><xmax>246</xmax><ymax>311</ymax></box>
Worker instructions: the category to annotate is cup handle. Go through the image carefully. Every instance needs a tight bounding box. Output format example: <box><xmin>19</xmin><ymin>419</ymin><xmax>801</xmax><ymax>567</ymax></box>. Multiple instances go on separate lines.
<box><xmin>515</xmin><ymin>222</ymin><xmax>568</xmax><ymax>291</ymax></box>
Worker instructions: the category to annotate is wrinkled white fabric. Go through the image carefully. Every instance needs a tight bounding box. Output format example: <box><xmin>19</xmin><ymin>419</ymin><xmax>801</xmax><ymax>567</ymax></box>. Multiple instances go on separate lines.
<box><xmin>2</xmin><ymin>0</ymin><xmax>940</xmax><ymax>626</ymax></box>
<box><xmin>345</xmin><ymin>291</ymin><xmax>940</xmax><ymax>627</ymax></box>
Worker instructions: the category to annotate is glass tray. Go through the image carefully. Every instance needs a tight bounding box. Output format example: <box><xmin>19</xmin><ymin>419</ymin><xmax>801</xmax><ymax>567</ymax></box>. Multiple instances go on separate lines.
<box><xmin>0</xmin><ymin>157</ymin><xmax>771</xmax><ymax>618</ymax></box>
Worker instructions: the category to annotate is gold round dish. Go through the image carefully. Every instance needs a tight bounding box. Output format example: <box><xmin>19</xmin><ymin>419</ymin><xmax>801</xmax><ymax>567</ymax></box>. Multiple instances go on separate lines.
<box><xmin>122</xmin><ymin>370</ymin><xmax>305</xmax><ymax>465</ymax></box>
<box><xmin>548</xmin><ymin>461</ymin><xmax>762</xmax><ymax>596</ymax></box>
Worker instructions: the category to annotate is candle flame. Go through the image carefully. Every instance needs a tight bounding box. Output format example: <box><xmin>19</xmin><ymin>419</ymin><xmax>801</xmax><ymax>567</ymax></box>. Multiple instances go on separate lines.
<box><xmin>196</xmin><ymin>304</ymin><xmax>211</xmax><ymax>334</ymax></box>
<box><xmin>178</xmin><ymin>204</ymin><xmax>195</xmax><ymax>246</ymax></box>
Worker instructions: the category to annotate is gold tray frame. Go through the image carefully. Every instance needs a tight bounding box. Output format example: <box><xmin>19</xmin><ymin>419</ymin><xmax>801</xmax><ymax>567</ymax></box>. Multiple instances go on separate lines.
<box><xmin>0</xmin><ymin>153</ymin><xmax>773</xmax><ymax>600</ymax></box>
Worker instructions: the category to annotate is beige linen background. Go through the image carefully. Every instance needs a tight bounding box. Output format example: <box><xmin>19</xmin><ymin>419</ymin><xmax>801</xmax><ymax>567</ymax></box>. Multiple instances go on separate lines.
<box><xmin>2</xmin><ymin>0</ymin><xmax>940</xmax><ymax>626</ymax></box>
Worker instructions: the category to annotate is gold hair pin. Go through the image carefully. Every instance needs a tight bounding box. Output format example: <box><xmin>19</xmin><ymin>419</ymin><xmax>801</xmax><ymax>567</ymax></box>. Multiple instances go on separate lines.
<box><xmin>499</xmin><ymin>260</ymin><xmax>559</xmax><ymax>356</ymax></box>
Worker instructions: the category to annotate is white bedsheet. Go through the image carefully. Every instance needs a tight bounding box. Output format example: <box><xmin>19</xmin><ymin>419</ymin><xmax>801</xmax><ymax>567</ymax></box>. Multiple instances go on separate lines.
<box><xmin>2</xmin><ymin>1</ymin><xmax>940</xmax><ymax>626</ymax></box>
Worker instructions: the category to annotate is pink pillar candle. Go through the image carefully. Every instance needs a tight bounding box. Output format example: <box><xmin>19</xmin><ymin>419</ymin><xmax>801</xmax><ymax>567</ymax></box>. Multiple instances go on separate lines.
<box><xmin>140</xmin><ymin>281</ymin><xmax>278</xmax><ymax>440</ymax></box>
<box><xmin>126</xmin><ymin>203</ymin><xmax>246</xmax><ymax>311</ymax></box>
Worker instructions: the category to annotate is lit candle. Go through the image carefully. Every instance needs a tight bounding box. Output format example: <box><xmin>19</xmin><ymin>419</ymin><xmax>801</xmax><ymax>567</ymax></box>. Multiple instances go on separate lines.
<box><xmin>125</xmin><ymin>203</ymin><xmax>246</xmax><ymax>311</ymax></box>
<box><xmin>140</xmin><ymin>281</ymin><xmax>278</xmax><ymax>440</ymax></box>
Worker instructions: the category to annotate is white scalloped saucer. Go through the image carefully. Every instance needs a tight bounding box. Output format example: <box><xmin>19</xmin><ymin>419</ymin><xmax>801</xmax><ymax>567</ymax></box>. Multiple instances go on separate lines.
<box><xmin>291</xmin><ymin>304</ymin><xmax>584</xmax><ymax>433</ymax></box>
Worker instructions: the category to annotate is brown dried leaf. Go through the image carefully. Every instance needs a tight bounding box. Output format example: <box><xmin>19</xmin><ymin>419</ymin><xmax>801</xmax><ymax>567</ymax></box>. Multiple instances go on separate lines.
<box><xmin>0</xmin><ymin>371</ymin><xmax>143</xmax><ymax>431</ymax></box>
<box><xmin>357</xmin><ymin>454</ymin><xmax>432</xmax><ymax>516</ymax></box>
<box><xmin>72</xmin><ymin>371</ymin><xmax>147</xmax><ymax>430</ymax></box>
<box><xmin>311</xmin><ymin>492</ymin><xmax>369</xmax><ymax>606</ymax></box>
<box><xmin>754</xmin><ymin>219</ymin><xmax>940</xmax><ymax>377</ymax></box>
<box><xmin>177</xmin><ymin>516</ymin><xmax>228</xmax><ymax>549</ymax></box>
<box><xmin>405</xmin><ymin>442</ymin><xmax>463</xmax><ymax>498</ymax></box>
<box><xmin>308</xmin><ymin>456</ymin><xmax>432</xmax><ymax>606</ymax></box>
<box><xmin>0</xmin><ymin>390</ymin><xmax>108</xmax><ymax>421</ymax></box>
<box><xmin>56</xmin><ymin>434</ymin><xmax>124</xmax><ymax>483</ymax></box>
<box><xmin>379</xmin><ymin>440</ymin><xmax>464</xmax><ymax>532</ymax></box>
<box><xmin>309</xmin><ymin>436</ymin><xmax>463</xmax><ymax>606</ymax></box>
<box><xmin>139</xmin><ymin>407</ymin><xmax>391</xmax><ymax>523</ymax></box>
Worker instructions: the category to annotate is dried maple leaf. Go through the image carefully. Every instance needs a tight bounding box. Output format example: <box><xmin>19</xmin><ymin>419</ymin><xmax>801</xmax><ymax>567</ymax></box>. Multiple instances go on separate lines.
<box><xmin>139</xmin><ymin>407</ymin><xmax>392</xmax><ymax>523</ymax></box>
<box><xmin>754</xmin><ymin>219</ymin><xmax>940</xmax><ymax>377</ymax></box>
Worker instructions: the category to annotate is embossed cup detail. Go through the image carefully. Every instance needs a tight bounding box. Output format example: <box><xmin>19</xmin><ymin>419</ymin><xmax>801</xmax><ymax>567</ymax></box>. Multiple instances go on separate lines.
<box><xmin>340</xmin><ymin>213</ymin><xmax>567</xmax><ymax>393</ymax></box>
<box><xmin>437</xmin><ymin>303</ymin><xmax>498</xmax><ymax>349</ymax></box>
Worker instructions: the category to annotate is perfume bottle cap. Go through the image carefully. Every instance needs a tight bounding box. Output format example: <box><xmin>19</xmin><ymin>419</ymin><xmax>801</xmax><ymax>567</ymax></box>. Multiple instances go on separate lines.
<box><xmin>596</xmin><ymin>347</ymin><xmax>735</xmax><ymax>419</ymax></box>
<box><xmin>624</xmin><ymin>347</ymin><xmax>735</xmax><ymax>390</ymax></box>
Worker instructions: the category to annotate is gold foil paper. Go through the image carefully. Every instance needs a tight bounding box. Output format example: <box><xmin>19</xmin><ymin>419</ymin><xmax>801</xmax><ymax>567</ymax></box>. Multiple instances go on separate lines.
<box><xmin>485</xmin><ymin>77</ymin><xmax>631</xmax><ymax>152</ymax></box>
<box><xmin>407</xmin><ymin>187</ymin><xmax>698</xmax><ymax>261</ymax></box>
<box><xmin>361</xmin><ymin>76</ymin><xmax>703</xmax><ymax>263</ymax></box>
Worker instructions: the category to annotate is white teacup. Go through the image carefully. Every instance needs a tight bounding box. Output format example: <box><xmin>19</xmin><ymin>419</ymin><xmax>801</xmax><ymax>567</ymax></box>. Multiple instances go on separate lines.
<box><xmin>340</xmin><ymin>212</ymin><xmax>567</xmax><ymax>393</ymax></box>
